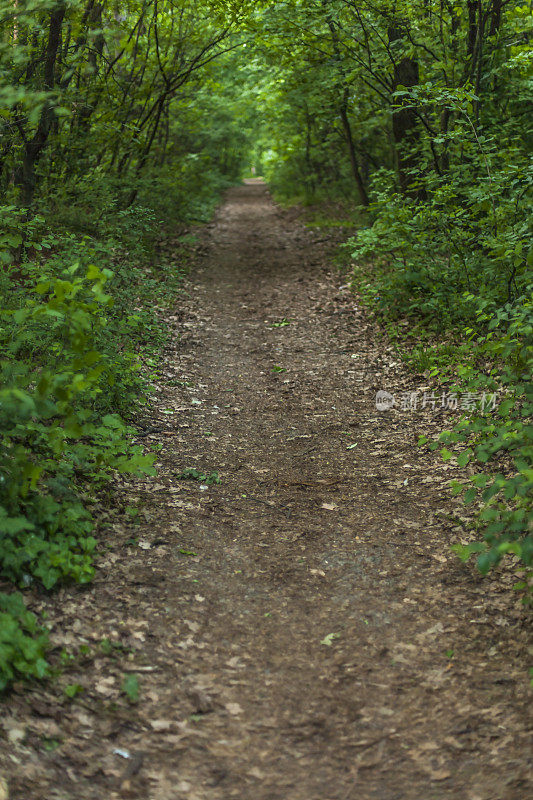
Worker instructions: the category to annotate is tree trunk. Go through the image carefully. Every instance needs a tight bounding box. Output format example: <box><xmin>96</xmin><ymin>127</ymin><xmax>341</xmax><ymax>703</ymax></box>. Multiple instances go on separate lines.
<box><xmin>467</xmin><ymin>1</ymin><xmax>478</xmax><ymax>55</ymax></box>
<box><xmin>388</xmin><ymin>21</ymin><xmax>421</xmax><ymax>197</ymax></box>
<box><xmin>339</xmin><ymin>89</ymin><xmax>369</xmax><ymax>206</ymax></box>
<box><xmin>489</xmin><ymin>0</ymin><xmax>502</xmax><ymax>36</ymax></box>
<box><xmin>18</xmin><ymin>2</ymin><xmax>65</xmax><ymax>205</ymax></box>
<box><xmin>321</xmin><ymin>2</ymin><xmax>369</xmax><ymax>206</ymax></box>
<box><xmin>126</xmin><ymin>97</ymin><xmax>165</xmax><ymax>206</ymax></box>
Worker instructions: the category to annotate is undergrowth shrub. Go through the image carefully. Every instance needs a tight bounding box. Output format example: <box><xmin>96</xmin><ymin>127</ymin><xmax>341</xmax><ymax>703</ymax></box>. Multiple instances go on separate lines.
<box><xmin>0</xmin><ymin>183</ymin><xmax>211</xmax><ymax>690</ymax></box>
<box><xmin>1</xmin><ymin>261</ymin><xmax>157</xmax><ymax>583</ymax></box>
<box><xmin>0</xmin><ymin>592</ymin><xmax>49</xmax><ymax>691</ymax></box>
<box><xmin>349</xmin><ymin>154</ymin><xmax>531</xmax><ymax>327</ymax></box>
<box><xmin>434</xmin><ymin>291</ymin><xmax>533</xmax><ymax>577</ymax></box>
<box><xmin>349</xmin><ymin>142</ymin><xmax>532</xmax><ymax>587</ymax></box>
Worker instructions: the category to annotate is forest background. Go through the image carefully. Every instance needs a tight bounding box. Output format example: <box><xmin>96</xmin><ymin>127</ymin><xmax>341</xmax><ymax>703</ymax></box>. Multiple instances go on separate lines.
<box><xmin>0</xmin><ymin>0</ymin><xmax>531</xmax><ymax>689</ymax></box>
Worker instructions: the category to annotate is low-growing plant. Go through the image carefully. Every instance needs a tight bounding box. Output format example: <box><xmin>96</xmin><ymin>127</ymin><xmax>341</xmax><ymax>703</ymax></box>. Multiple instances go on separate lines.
<box><xmin>0</xmin><ymin>593</ymin><xmax>49</xmax><ymax>691</ymax></box>
<box><xmin>438</xmin><ymin>293</ymin><xmax>532</xmax><ymax>578</ymax></box>
<box><xmin>418</xmin><ymin>289</ymin><xmax>532</xmax><ymax>582</ymax></box>
<box><xmin>0</xmin><ymin>199</ymin><xmax>188</xmax><ymax>691</ymax></box>
<box><xmin>121</xmin><ymin>673</ymin><xmax>140</xmax><ymax>703</ymax></box>
<box><xmin>177</xmin><ymin>468</ymin><xmax>221</xmax><ymax>485</ymax></box>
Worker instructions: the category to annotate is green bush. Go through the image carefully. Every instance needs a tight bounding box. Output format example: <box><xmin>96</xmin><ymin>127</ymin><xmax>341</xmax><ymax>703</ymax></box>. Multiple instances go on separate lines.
<box><xmin>0</xmin><ymin>592</ymin><xmax>49</xmax><ymax>691</ymax></box>
<box><xmin>0</xmin><ymin>260</ymin><xmax>158</xmax><ymax>684</ymax></box>
<box><xmin>349</xmin><ymin>149</ymin><xmax>532</xmax><ymax>328</ymax></box>
<box><xmin>349</xmin><ymin>134</ymin><xmax>532</xmax><ymax>584</ymax></box>
<box><xmin>0</xmin><ymin>214</ymin><xmax>163</xmax><ymax>690</ymax></box>
<box><xmin>437</xmin><ymin>291</ymin><xmax>533</xmax><ymax>576</ymax></box>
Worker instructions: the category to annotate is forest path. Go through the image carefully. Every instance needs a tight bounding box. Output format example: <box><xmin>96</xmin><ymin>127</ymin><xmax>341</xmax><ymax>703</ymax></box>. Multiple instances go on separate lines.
<box><xmin>4</xmin><ymin>182</ymin><xmax>531</xmax><ymax>800</ymax></box>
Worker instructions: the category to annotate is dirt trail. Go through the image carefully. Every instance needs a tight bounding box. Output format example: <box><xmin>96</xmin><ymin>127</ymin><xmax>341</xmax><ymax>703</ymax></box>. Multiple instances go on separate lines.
<box><xmin>2</xmin><ymin>181</ymin><xmax>531</xmax><ymax>800</ymax></box>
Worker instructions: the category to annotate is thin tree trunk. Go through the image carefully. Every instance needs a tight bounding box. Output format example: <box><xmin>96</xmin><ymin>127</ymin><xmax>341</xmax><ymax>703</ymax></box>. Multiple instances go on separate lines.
<box><xmin>18</xmin><ymin>2</ymin><xmax>65</xmax><ymax>204</ymax></box>
<box><xmin>339</xmin><ymin>89</ymin><xmax>369</xmax><ymax>205</ymax></box>
<box><xmin>388</xmin><ymin>21</ymin><xmax>421</xmax><ymax>197</ymax></box>
<box><xmin>321</xmin><ymin>2</ymin><xmax>369</xmax><ymax>205</ymax></box>
<box><xmin>126</xmin><ymin>96</ymin><xmax>165</xmax><ymax>206</ymax></box>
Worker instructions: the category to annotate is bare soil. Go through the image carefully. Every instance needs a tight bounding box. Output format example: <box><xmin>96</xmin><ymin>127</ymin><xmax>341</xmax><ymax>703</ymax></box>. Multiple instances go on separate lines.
<box><xmin>1</xmin><ymin>181</ymin><xmax>531</xmax><ymax>800</ymax></box>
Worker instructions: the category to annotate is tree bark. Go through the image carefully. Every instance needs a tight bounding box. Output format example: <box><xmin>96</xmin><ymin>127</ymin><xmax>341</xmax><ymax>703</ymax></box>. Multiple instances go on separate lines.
<box><xmin>489</xmin><ymin>0</ymin><xmax>502</xmax><ymax>36</ymax></box>
<box><xmin>18</xmin><ymin>2</ymin><xmax>65</xmax><ymax>205</ymax></box>
<box><xmin>467</xmin><ymin>1</ymin><xmax>478</xmax><ymax>55</ymax></box>
<box><xmin>388</xmin><ymin>21</ymin><xmax>421</xmax><ymax>197</ymax></box>
<box><xmin>339</xmin><ymin>89</ymin><xmax>369</xmax><ymax>206</ymax></box>
<box><xmin>321</xmin><ymin>2</ymin><xmax>369</xmax><ymax>205</ymax></box>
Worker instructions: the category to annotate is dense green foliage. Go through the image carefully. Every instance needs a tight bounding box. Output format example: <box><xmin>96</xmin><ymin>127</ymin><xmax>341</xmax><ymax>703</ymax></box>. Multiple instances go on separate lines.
<box><xmin>0</xmin><ymin>0</ymin><xmax>253</xmax><ymax>205</ymax></box>
<box><xmin>0</xmin><ymin>590</ymin><xmax>49</xmax><ymax>690</ymax></box>
<box><xmin>0</xmin><ymin>0</ymin><xmax>531</xmax><ymax>689</ymax></box>
<box><xmin>0</xmin><ymin>206</ymin><xmax>181</xmax><ymax>688</ymax></box>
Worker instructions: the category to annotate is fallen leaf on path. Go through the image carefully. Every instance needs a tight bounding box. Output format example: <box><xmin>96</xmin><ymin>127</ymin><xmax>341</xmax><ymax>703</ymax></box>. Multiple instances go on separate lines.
<box><xmin>6</xmin><ymin>728</ymin><xmax>25</xmax><ymax>744</ymax></box>
<box><xmin>357</xmin><ymin>740</ymin><xmax>386</xmax><ymax>769</ymax></box>
<box><xmin>429</xmin><ymin>768</ymin><xmax>451</xmax><ymax>781</ymax></box>
<box><xmin>95</xmin><ymin>676</ymin><xmax>116</xmax><ymax>696</ymax></box>
<box><xmin>225</xmin><ymin>703</ymin><xmax>243</xmax><ymax>715</ymax></box>
<box><xmin>321</xmin><ymin>632</ymin><xmax>340</xmax><ymax>646</ymax></box>
<box><xmin>188</xmin><ymin>687</ymin><xmax>215</xmax><ymax>713</ymax></box>
<box><xmin>150</xmin><ymin>720</ymin><xmax>174</xmax><ymax>732</ymax></box>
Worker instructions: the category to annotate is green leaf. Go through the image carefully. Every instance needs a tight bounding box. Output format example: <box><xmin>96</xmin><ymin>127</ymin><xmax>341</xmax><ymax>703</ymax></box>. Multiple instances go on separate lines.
<box><xmin>456</xmin><ymin>451</ymin><xmax>470</xmax><ymax>467</ymax></box>
<box><xmin>463</xmin><ymin>488</ymin><xmax>477</xmax><ymax>504</ymax></box>
<box><xmin>64</xmin><ymin>683</ymin><xmax>84</xmax><ymax>698</ymax></box>
<box><xmin>320</xmin><ymin>632</ymin><xmax>340</xmax><ymax>646</ymax></box>
<box><xmin>498</xmin><ymin>399</ymin><xmax>514</xmax><ymax>417</ymax></box>
<box><xmin>122</xmin><ymin>673</ymin><xmax>140</xmax><ymax>703</ymax></box>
